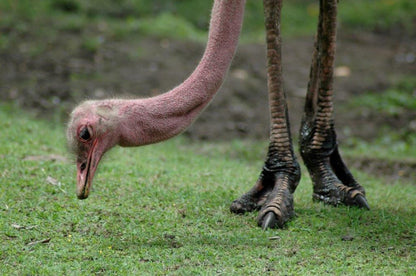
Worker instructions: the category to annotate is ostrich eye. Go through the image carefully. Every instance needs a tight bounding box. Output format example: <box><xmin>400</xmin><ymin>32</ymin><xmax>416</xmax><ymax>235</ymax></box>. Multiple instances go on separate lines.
<box><xmin>79</xmin><ymin>127</ymin><xmax>91</xmax><ymax>141</ymax></box>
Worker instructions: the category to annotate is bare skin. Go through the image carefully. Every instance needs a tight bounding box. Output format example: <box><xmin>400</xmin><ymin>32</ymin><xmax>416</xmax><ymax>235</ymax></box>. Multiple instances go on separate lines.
<box><xmin>67</xmin><ymin>0</ymin><xmax>369</xmax><ymax>229</ymax></box>
<box><xmin>67</xmin><ymin>0</ymin><xmax>246</xmax><ymax>199</ymax></box>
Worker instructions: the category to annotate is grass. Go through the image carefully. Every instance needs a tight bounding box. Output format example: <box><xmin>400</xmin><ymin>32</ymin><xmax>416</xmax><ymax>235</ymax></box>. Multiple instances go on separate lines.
<box><xmin>1</xmin><ymin>1</ymin><xmax>414</xmax><ymax>273</ymax></box>
<box><xmin>349</xmin><ymin>77</ymin><xmax>416</xmax><ymax>117</ymax></box>
<box><xmin>1</xmin><ymin>104</ymin><xmax>416</xmax><ymax>274</ymax></box>
<box><xmin>0</xmin><ymin>0</ymin><xmax>415</xmax><ymax>46</ymax></box>
<box><xmin>344</xmin><ymin>77</ymin><xmax>416</xmax><ymax>160</ymax></box>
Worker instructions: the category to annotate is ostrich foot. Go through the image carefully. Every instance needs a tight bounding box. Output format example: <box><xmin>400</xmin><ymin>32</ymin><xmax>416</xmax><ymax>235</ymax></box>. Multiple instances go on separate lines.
<box><xmin>303</xmin><ymin>145</ymin><xmax>369</xmax><ymax>210</ymax></box>
<box><xmin>231</xmin><ymin>167</ymin><xmax>300</xmax><ymax>229</ymax></box>
<box><xmin>257</xmin><ymin>178</ymin><xmax>295</xmax><ymax>229</ymax></box>
<box><xmin>312</xmin><ymin>180</ymin><xmax>369</xmax><ymax>209</ymax></box>
<box><xmin>229</xmin><ymin>179</ymin><xmax>273</xmax><ymax>214</ymax></box>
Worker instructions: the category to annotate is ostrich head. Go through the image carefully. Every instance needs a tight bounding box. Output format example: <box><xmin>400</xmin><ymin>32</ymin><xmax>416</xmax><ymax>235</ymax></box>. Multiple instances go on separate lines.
<box><xmin>66</xmin><ymin>0</ymin><xmax>245</xmax><ymax>200</ymax></box>
<box><xmin>67</xmin><ymin>100</ymin><xmax>121</xmax><ymax>199</ymax></box>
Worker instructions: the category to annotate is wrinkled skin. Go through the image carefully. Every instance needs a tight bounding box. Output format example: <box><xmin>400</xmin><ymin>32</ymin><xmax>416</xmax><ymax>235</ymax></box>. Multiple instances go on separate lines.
<box><xmin>230</xmin><ymin>0</ymin><xmax>369</xmax><ymax>229</ymax></box>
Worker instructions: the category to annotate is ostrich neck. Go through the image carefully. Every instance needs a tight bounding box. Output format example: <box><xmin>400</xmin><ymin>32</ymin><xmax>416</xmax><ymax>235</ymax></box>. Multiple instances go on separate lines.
<box><xmin>117</xmin><ymin>0</ymin><xmax>245</xmax><ymax>147</ymax></box>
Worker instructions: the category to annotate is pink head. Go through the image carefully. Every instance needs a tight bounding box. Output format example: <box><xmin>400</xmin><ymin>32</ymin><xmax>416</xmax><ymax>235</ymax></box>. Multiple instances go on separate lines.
<box><xmin>67</xmin><ymin>100</ymin><xmax>121</xmax><ymax>199</ymax></box>
<box><xmin>66</xmin><ymin>97</ymin><xmax>196</xmax><ymax>199</ymax></box>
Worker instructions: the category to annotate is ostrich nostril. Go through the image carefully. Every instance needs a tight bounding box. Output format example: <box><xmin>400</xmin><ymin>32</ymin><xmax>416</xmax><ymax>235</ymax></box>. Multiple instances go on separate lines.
<box><xmin>80</xmin><ymin>163</ymin><xmax>86</xmax><ymax>171</ymax></box>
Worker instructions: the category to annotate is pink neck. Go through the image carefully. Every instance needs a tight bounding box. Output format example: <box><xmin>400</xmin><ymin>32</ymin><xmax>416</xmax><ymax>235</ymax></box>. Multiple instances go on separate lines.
<box><xmin>115</xmin><ymin>0</ymin><xmax>245</xmax><ymax>147</ymax></box>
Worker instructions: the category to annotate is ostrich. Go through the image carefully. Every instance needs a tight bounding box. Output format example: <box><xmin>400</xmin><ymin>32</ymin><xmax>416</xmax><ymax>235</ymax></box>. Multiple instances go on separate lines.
<box><xmin>67</xmin><ymin>0</ymin><xmax>369</xmax><ymax>229</ymax></box>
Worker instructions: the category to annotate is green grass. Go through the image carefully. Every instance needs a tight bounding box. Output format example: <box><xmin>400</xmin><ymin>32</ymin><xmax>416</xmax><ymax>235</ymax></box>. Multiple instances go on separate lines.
<box><xmin>339</xmin><ymin>0</ymin><xmax>416</xmax><ymax>33</ymax></box>
<box><xmin>1</xmin><ymin>105</ymin><xmax>416</xmax><ymax>274</ymax></box>
<box><xmin>344</xmin><ymin>77</ymin><xmax>416</xmax><ymax>160</ymax></box>
<box><xmin>0</xmin><ymin>0</ymin><xmax>414</xmax><ymax>45</ymax></box>
<box><xmin>346</xmin><ymin>133</ymin><xmax>416</xmax><ymax>164</ymax></box>
<box><xmin>349</xmin><ymin>77</ymin><xmax>416</xmax><ymax>117</ymax></box>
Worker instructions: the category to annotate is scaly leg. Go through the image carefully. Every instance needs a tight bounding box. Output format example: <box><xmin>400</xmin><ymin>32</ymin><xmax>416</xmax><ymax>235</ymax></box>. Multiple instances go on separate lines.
<box><xmin>299</xmin><ymin>0</ymin><xmax>369</xmax><ymax>209</ymax></box>
<box><xmin>230</xmin><ymin>0</ymin><xmax>301</xmax><ymax>229</ymax></box>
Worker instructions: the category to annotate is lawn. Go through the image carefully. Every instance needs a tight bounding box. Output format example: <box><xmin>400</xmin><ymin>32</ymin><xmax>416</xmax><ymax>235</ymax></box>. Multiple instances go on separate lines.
<box><xmin>1</xmin><ymin>0</ymin><xmax>415</xmax><ymax>274</ymax></box>
<box><xmin>1</xmin><ymin>104</ymin><xmax>415</xmax><ymax>274</ymax></box>
<box><xmin>1</xmin><ymin>0</ymin><xmax>415</xmax><ymax>45</ymax></box>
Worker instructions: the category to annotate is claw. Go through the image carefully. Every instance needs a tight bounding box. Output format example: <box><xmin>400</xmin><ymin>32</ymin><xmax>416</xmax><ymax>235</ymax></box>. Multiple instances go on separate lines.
<box><xmin>355</xmin><ymin>194</ymin><xmax>370</xmax><ymax>210</ymax></box>
<box><xmin>261</xmin><ymin>212</ymin><xmax>278</xmax><ymax>230</ymax></box>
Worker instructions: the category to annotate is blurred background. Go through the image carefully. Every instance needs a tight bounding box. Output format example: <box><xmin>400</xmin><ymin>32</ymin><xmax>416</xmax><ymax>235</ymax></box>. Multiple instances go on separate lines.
<box><xmin>0</xmin><ymin>0</ymin><xmax>415</xmax><ymax>143</ymax></box>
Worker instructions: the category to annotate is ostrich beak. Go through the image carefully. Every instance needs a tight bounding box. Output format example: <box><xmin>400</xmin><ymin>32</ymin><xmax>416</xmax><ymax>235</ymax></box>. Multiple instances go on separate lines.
<box><xmin>76</xmin><ymin>140</ymin><xmax>102</xmax><ymax>199</ymax></box>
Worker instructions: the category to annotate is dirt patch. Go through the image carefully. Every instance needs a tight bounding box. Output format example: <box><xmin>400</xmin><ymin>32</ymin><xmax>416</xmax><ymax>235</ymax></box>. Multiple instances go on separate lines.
<box><xmin>346</xmin><ymin>157</ymin><xmax>416</xmax><ymax>183</ymax></box>
<box><xmin>1</xmin><ymin>29</ymin><xmax>415</xmax><ymax>142</ymax></box>
<box><xmin>1</xmin><ymin>27</ymin><xmax>415</xmax><ymax>184</ymax></box>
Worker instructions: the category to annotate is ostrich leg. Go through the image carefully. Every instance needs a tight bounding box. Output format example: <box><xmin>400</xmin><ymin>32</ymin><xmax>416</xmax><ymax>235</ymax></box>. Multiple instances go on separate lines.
<box><xmin>299</xmin><ymin>0</ymin><xmax>369</xmax><ymax>209</ymax></box>
<box><xmin>230</xmin><ymin>0</ymin><xmax>301</xmax><ymax>229</ymax></box>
